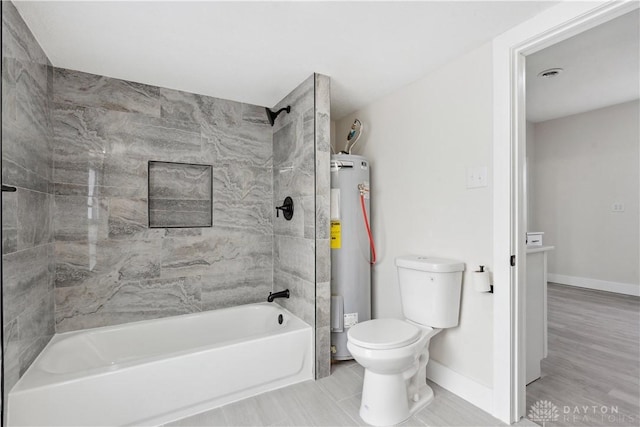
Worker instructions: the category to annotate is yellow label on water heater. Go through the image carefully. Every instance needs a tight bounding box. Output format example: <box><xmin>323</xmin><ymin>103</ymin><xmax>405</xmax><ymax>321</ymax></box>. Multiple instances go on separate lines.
<box><xmin>331</xmin><ymin>221</ymin><xmax>341</xmax><ymax>249</ymax></box>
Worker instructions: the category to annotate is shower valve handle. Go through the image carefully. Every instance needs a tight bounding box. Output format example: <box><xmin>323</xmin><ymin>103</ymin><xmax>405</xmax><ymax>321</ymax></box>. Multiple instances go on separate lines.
<box><xmin>275</xmin><ymin>197</ymin><xmax>294</xmax><ymax>220</ymax></box>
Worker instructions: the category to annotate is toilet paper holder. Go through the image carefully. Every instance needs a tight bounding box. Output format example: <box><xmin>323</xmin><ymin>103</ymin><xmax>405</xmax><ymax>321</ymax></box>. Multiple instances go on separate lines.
<box><xmin>474</xmin><ymin>265</ymin><xmax>493</xmax><ymax>293</ymax></box>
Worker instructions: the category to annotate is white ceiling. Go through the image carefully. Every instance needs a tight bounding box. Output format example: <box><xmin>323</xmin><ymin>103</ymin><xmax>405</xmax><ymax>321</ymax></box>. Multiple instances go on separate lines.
<box><xmin>14</xmin><ymin>1</ymin><xmax>557</xmax><ymax>120</ymax></box>
<box><xmin>526</xmin><ymin>8</ymin><xmax>640</xmax><ymax>123</ymax></box>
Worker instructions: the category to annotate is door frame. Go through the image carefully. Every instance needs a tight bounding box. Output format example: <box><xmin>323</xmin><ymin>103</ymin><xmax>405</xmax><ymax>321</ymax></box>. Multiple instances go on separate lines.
<box><xmin>491</xmin><ymin>0</ymin><xmax>640</xmax><ymax>423</ymax></box>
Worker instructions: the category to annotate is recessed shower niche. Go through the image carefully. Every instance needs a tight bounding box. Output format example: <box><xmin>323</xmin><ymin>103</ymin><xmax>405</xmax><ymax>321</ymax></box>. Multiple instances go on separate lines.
<box><xmin>148</xmin><ymin>160</ymin><xmax>213</xmax><ymax>228</ymax></box>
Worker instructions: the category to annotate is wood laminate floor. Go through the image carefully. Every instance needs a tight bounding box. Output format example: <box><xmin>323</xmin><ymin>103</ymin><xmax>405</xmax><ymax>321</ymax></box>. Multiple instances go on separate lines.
<box><xmin>526</xmin><ymin>283</ymin><xmax>640</xmax><ymax>427</ymax></box>
<box><xmin>166</xmin><ymin>361</ymin><xmax>521</xmax><ymax>427</ymax></box>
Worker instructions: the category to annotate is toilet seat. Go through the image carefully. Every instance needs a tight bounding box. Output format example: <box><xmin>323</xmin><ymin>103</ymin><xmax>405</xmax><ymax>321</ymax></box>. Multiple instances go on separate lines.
<box><xmin>348</xmin><ymin>319</ymin><xmax>421</xmax><ymax>350</ymax></box>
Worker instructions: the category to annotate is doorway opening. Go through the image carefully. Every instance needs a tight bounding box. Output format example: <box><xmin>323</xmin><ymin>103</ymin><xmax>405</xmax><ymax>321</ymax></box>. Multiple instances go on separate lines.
<box><xmin>491</xmin><ymin>1</ymin><xmax>640</xmax><ymax>423</ymax></box>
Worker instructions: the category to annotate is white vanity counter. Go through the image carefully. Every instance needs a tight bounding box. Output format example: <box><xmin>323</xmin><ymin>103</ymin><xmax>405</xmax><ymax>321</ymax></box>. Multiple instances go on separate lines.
<box><xmin>526</xmin><ymin>245</ymin><xmax>554</xmax><ymax>384</ymax></box>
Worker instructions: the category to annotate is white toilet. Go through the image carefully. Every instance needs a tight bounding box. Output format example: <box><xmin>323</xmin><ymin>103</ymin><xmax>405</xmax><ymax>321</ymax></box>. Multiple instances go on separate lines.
<box><xmin>347</xmin><ymin>256</ymin><xmax>464</xmax><ymax>426</ymax></box>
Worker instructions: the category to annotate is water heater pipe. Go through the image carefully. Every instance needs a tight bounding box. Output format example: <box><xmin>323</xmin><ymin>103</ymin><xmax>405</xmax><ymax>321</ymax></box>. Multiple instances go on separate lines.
<box><xmin>359</xmin><ymin>193</ymin><xmax>376</xmax><ymax>265</ymax></box>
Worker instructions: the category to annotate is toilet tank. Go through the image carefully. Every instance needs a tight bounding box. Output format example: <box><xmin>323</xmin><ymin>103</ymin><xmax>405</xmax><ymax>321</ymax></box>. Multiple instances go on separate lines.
<box><xmin>396</xmin><ymin>256</ymin><xmax>465</xmax><ymax>328</ymax></box>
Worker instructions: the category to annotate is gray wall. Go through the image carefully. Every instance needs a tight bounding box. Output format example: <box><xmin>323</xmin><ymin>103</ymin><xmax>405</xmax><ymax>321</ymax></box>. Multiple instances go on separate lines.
<box><xmin>1</xmin><ymin>1</ymin><xmax>55</xmax><ymax>402</ymax></box>
<box><xmin>51</xmin><ymin>68</ymin><xmax>274</xmax><ymax>332</ymax></box>
<box><xmin>270</xmin><ymin>74</ymin><xmax>331</xmax><ymax>378</ymax></box>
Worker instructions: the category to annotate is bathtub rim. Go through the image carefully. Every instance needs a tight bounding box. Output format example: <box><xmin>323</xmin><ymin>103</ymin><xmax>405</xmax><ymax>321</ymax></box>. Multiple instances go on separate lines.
<box><xmin>11</xmin><ymin>302</ymin><xmax>312</xmax><ymax>392</ymax></box>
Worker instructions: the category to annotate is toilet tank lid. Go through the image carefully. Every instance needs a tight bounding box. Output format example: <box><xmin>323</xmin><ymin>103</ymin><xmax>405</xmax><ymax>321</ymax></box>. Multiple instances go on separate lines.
<box><xmin>396</xmin><ymin>256</ymin><xmax>465</xmax><ymax>273</ymax></box>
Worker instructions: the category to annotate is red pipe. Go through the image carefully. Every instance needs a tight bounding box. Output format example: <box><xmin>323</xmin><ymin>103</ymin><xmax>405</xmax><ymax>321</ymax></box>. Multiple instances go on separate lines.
<box><xmin>360</xmin><ymin>194</ymin><xmax>376</xmax><ymax>265</ymax></box>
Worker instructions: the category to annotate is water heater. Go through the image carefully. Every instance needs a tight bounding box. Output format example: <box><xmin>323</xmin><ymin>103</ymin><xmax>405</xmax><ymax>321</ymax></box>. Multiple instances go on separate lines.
<box><xmin>330</xmin><ymin>153</ymin><xmax>372</xmax><ymax>360</ymax></box>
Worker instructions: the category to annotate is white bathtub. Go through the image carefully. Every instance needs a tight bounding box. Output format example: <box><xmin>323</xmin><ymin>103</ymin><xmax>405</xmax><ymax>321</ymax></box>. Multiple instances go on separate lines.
<box><xmin>8</xmin><ymin>303</ymin><xmax>313</xmax><ymax>426</ymax></box>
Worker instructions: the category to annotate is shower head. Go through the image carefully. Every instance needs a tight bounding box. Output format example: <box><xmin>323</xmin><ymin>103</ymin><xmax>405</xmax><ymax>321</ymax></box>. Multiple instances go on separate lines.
<box><xmin>345</xmin><ymin>119</ymin><xmax>363</xmax><ymax>154</ymax></box>
<box><xmin>266</xmin><ymin>106</ymin><xmax>291</xmax><ymax>126</ymax></box>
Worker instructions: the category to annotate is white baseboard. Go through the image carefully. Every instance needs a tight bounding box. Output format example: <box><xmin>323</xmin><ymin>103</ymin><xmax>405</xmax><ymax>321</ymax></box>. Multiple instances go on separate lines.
<box><xmin>548</xmin><ymin>273</ymin><xmax>639</xmax><ymax>297</ymax></box>
<box><xmin>425</xmin><ymin>360</ymin><xmax>493</xmax><ymax>415</ymax></box>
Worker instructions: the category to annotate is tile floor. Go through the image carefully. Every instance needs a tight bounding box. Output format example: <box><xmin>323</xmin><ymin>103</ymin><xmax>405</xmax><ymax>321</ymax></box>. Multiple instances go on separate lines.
<box><xmin>166</xmin><ymin>360</ymin><xmax>532</xmax><ymax>427</ymax></box>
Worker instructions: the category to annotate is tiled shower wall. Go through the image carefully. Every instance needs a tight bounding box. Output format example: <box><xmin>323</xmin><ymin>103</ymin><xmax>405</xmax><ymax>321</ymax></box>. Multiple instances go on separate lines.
<box><xmin>271</xmin><ymin>74</ymin><xmax>331</xmax><ymax>378</ymax></box>
<box><xmin>2</xmin><ymin>1</ymin><xmax>331</xmax><ymax>392</ymax></box>
<box><xmin>51</xmin><ymin>68</ymin><xmax>274</xmax><ymax>332</ymax></box>
<box><xmin>1</xmin><ymin>1</ymin><xmax>56</xmax><ymax>400</ymax></box>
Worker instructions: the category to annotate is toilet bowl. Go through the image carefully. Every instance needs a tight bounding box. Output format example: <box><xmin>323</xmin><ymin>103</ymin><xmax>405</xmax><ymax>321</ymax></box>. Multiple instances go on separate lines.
<box><xmin>347</xmin><ymin>319</ymin><xmax>441</xmax><ymax>426</ymax></box>
<box><xmin>347</xmin><ymin>256</ymin><xmax>464</xmax><ymax>426</ymax></box>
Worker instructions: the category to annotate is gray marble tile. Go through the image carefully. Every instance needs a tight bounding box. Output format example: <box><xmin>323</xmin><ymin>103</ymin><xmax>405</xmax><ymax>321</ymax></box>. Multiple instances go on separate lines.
<box><xmin>2</xmin><ymin>58</ymin><xmax>52</xmax><ymax>180</ymax></box>
<box><xmin>53</xmin><ymin>67</ymin><xmax>160</xmax><ymax>115</ymax></box>
<box><xmin>148</xmin><ymin>161</ymin><xmax>212</xmax><ymax>228</ymax></box>
<box><xmin>160</xmin><ymin>87</ymin><xmax>243</xmax><ymax>132</ymax></box>
<box><xmin>2</xmin><ymin>244</ymin><xmax>51</xmax><ymax>324</ymax></box>
<box><xmin>165</xmin><ymin>228</ymin><xmax>202</xmax><ymax>237</ymax></box>
<box><xmin>2</xmin><ymin>2</ymin><xmax>49</xmax><ymax>65</ymax></box>
<box><xmin>1</xmin><ymin>157</ymin><xmax>50</xmax><ymax>194</ymax></box>
<box><xmin>2</xmin><ymin>58</ymin><xmax>17</xmax><ymax>127</ymax></box>
<box><xmin>301</xmin><ymin>195</ymin><xmax>315</xmax><ymax>239</ymax></box>
<box><xmin>18</xmin><ymin>290</ymin><xmax>55</xmax><ymax>345</ymax></box>
<box><xmin>150</xmin><ymin>210</ymin><xmax>212</xmax><ymax>229</ymax></box>
<box><xmin>2</xmin><ymin>226</ymin><xmax>18</xmax><ymax>254</ymax></box>
<box><xmin>54</xmin><ymin>195</ymin><xmax>109</xmax><ymax>241</ymax></box>
<box><xmin>53</xmin><ymin>182</ymin><xmax>145</xmax><ymax>198</ymax></box>
<box><xmin>274</xmin><ymin>235</ymin><xmax>315</xmax><ymax>283</ymax></box>
<box><xmin>200</xmin><ymin>269</ymin><xmax>272</xmax><ymax>311</ymax></box>
<box><xmin>242</xmin><ymin>103</ymin><xmax>270</xmax><ymax>126</ymax></box>
<box><xmin>213</xmin><ymin>164</ymin><xmax>272</xmax><ymax>205</ymax></box>
<box><xmin>316</xmin><ymin>280</ymin><xmax>331</xmax><ymax>329</ymax></box>
<box><xmin>213</xmin><ymin>199</ymin><xmax>272</xmax><ymax>235</ymax></box>
<box><xmin>149</xmin><ymin>199</ymin><xmax>211</xmax><ymax>214</ymax></box>
<box><xmin>53</xmin><ymin>150</ymin><xmax>147</xmax><ymax>190</ymax></box>
<box><xmin>315</xmin><ymin>74</ymin><xmax>332</xmax><ymax>154</ymax></box>
<box><xmin>149</xmin><ymin>161</ymin><xmax>212</xmax><ymax>200</ymax></box>
<box><xmin>271</xmin><ymin>75</ymin><xmax>314</xmax><ymax>133</ymax></box>
<box><xmin>316</xmin><ymin>194</ymin><xmax>330</xmax><ymax>239</ymax></box>
<box><xmin>52</xmin><ymin>104</ymin><xmax>202</xmax><ymax>163</ymax></box>
<box><xmin>54</xmin><ymin>239</ymin><xmax>162</xmax><ymax>288</ymax></box>
<box><xmin>316</xmin><ymin>238</ymin><xmax>331</xmax><ymax>283</ymax></box>
<box><xmin>316</xmin><ymin>150</ymin><xmax>331</xmax><ymax>197</ymax></box>
<box><xmin>316</xmin><ymin>325</ymin><xmax>332</xmax><ymax>380</ymax></box>
<box><xmin>274</xmin><ymin>195</ymin><xmax>305</xmax><ymax>239</ymax></box>
<box><xmin>16</xmin><ymin>188</ymin><xmax>52</xmax><ymax>250</ymax></box>
<box><xmin>2</xmin><ymin>0</ymin><xmax>55</xmax><ymax>389</ymax></box>
<box><xmin>272</xmin><ymin>109</ymin><xmax>312</xmax><ymax>169</ymax></box>
<box><xmin>2</xmin><ymin>190</ymin><xmax>18</xmax><ymax>253</ymax></box>
<box><xmin>161</xmin><ymin>231</ymin><xmax>272</xmax><ymax>280</ymax></box>
<box><xmin>109</xmin><ymin>198</ymin><xmax>164</xmax><ymax>240</ymax></box>
<box><xmin>51</xmin><ymin>103</ymin><xmax>111</xmax><ymax>155</ymax></box>
<box><xmin>274</xmin><ymin>268</ymin><xmax>315</xmax><ymax>326</ymax></box>
<box><xmin>272</xmin><ymin>124</ymin><xmax>315</xmax><ymax>199</ymax></box>
<box><xmin>3</xmin><ymin>321</ymin><xmax>20</xmax><ymax>408</ymax></box>
<box><xmin>203</xmin><ymin>129</ymin><xmax>272</xmax><ymax>168</ymax></box>
<box><xmin>55</xmin><ymin>276</ymin><xmax>201</xmax><ymax>332</ymax></box>
<box><xmin>18</xmin><ymin>335</ymin><xmax>52</xmax><ymax>376</ymax></box>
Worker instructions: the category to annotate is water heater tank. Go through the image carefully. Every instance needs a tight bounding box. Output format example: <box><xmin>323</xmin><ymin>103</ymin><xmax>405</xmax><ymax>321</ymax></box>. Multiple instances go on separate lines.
<box><xmin>330</xmin><ymin>153</ymin><xmax>372</xmax><ymax>360</ymax></box>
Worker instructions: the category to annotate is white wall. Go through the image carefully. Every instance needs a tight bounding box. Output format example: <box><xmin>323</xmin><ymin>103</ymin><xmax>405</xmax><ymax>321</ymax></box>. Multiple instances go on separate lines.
<box><xmin>335</xmin><ymin>42</ymin><xmax>495</xmax><ymax>388</ymax></box>
<box><xmin>529</xmin><ymin>100</ymin><xmax>640</xmax><ymax>288</ymax></box>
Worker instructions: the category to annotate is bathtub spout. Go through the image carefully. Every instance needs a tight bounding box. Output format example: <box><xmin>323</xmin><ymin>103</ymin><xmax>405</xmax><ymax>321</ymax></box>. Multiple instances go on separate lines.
<box><xmin>268</xmin><ymin>289</ymin><xmax>290</xmax><ymax>302</ymax></box>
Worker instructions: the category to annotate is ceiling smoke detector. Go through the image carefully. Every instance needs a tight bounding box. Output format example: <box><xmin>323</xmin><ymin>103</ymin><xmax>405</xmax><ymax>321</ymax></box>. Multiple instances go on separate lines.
<box><xmin>537</xmin><ymin>68</ymin><xmax>564</xmax><ymax>78</ymax></box>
